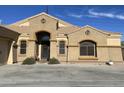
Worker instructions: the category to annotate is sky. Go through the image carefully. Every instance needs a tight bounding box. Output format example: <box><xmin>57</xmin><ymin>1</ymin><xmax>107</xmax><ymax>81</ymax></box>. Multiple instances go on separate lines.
<box><xmin>0</xmin><ymin>5</ymin><xmax>124</xmax><ymax>40</ymax></box>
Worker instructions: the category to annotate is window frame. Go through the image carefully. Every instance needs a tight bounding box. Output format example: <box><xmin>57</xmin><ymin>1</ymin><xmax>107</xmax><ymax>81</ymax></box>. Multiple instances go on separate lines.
<box><xmin>20</xmin><ymin>40</ymin><xmax>27</xmax><ymax>54</ymax></box>
<box><xmin>80</xmin><ymin>41</ymin><xmax>97</xmax><ymax>57</ymax></box>
<box><xmin>59</xmin><ymin>41</ymin><xmax>65</xmax><ymax>54</ymax></box>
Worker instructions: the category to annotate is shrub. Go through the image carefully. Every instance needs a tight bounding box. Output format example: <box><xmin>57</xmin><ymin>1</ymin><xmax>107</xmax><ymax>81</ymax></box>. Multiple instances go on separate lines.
<box><xmin>48</xmin><ymin>57</ymin><xmax>60</xmax><ymax>64</ymax></box>
<box><xmin>22</xmin><ymin>57</ymin><xmax>36</xmax><ymax>65</ymax></box>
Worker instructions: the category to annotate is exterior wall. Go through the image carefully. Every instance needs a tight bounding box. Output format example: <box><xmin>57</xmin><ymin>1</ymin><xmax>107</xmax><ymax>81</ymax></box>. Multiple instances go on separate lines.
<box><xmin>107</xmin><ymin>36</ymin><xmax>123</xmax><ymax>62</ymax></box>
<box><xmin>16</xmin><ymin>34</ymin><xmax>30</xmax><ymax>62</ymax></box>
<box><xmin>15</xmin><ymin>25</ymin><xmax>123</xmax><ymax>63</ymax></box>
<box><xmin>15</xmin><ymin>14</ymin><xmax>58</xmax><ymax>62</ymax></box>
<box><xmin>68</xmin><ymin>27</ymin><xmax>108</xmax><ymax>46</ymax></box>
<box><xmin>107</xmin><ymin>38</ymin><xmax>121</xmax><ymax>46</ymax></box>
<box><xmin>97</xmin><ymin>47</ymin><xmax>109</xmax><ymax>61</ymax></box>
<box><xmin>66</xmin><ymin>26</ymin><xmax>123</xmax><ymax>62</ymax></box>
<box><xmin>108</xmin><ymin>47</ymin><xmax>123</xmax><ymax>61</ymax></box>
<box><xmin>27</xmin><ymin>40</ymin><xmax>36</xmax><ymax>57</ymax></box>
<box><xmin>67</xmin><ymin>45</ymin><xmax>123</xmax><ymax>63</ymax></box>
<box><xmin>56</xmin><ymin>36</ymin><xmax>67</xmax><ymax>62</ymax></box>
<box><xmin>67</xmin><ymin>27</ymin><xmax>107</xmax><ymax>62</ymax></box>
<box><xmin>17</xmin><ymin>40</ymin><xmax>37</xmax><ymax>62</ymax></box>
<box><xmin>68</xmin><ymin>46</ymin><xmax>79</xmax><ymax>61</ymax></box>
<box><xmin>27</xmin><ymin>14</ymin><xmax>57</xmax><ymax>41</ymax></box>
<box><xmin>50</xmin><ymin>41</ymin><xmax>57</xmax><ymax>58</ymax></box>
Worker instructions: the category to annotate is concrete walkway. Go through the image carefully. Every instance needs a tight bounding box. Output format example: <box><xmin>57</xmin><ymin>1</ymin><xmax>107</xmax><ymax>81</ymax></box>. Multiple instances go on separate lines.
<box><xmin>0</xmin><ymin>64</ymin><xmax>124</xmax><ymax>87</ymax></box>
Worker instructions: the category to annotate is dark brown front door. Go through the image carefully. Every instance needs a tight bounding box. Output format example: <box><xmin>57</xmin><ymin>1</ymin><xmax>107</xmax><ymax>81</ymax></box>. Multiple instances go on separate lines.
<box><xmin>41</xmin><ymin>45</ymin><xmax>50</xmax><ymax>61</ymax></box>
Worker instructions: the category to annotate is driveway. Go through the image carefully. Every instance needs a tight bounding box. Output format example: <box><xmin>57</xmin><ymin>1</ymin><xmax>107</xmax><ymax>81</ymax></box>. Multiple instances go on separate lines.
<box><xmin>0</xmin><ymin>64</ymin><xmax>124</xmax><ymax>87</ymax></box>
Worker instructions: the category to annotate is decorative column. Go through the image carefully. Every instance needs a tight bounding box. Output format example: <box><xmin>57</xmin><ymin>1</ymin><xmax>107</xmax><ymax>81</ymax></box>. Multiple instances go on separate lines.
<box><xmin>7</xmin><ymin>41</ymin><xmax>15</xmax><ymax>64</ymax></box>
<box><xmin>38</xmin><ymin>44</ymin><xmax>41</xmax><ymax>60</ymax></box>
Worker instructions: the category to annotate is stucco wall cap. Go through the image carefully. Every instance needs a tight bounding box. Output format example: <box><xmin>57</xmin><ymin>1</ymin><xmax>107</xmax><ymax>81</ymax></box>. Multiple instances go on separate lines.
<box><xmin>9</xmin><ymin>12</ymin><xmax>74</xmax><ymax>27</ymax></box>
<box><xmin>67</xmin><ymin>25</ymin><xmax>121</xmax><ymax>36</ymax></box>
<box><xmin>83</xmin><ymin>25</ymin><xmax>121</xmax><ymax>35</ymax></box>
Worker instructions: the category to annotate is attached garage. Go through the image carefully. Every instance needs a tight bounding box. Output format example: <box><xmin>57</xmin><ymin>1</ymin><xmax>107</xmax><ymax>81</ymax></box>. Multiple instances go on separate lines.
<box><xmin>0</xmin><ymin>25</ymin><xmax>20</xmax><ymax>65</ymax></box>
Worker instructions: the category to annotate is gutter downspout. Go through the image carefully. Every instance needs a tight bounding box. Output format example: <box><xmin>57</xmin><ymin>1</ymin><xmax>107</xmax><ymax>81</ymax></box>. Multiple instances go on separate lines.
<box><xmin>64</xmin><ymin>34</ymin><xmax>69</xmax><ymax>64</ymax></box>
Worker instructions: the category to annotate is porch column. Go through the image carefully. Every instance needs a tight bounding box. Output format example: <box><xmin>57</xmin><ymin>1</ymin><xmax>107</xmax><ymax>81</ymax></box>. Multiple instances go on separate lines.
<box><xmin>7</xmin><ymin>41</ymin><xmax>15</xmax><ymax>64</ymax></box>
<box><xmin>38</xmin><ymin>44</ymin><xmax>41</xmax><ymax>60</ymax></box>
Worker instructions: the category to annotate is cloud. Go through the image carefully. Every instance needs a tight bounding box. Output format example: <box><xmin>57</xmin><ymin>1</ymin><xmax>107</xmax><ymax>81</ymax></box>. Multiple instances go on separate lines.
<box><xmin>66</xmin><ymin>9</ymin><xmax>124</xmax><ymax>20</ymax></box>
<box><xmin>88</xmin><ymin>9</ymin><xmax>114</xmax><ymax>18</ymax></box>
<box><xmin>88</xmin><ymin>9</ymin><xmax>124</xmax><ymax>20</ymax></box>
<box><xmin>116</xmin><ymin>15</ymin><xmax>124</xmax><ymax>20</ymax></box>
<box><xmin>67</xmin><ymin>13</ymin><xmax>83</xmax><ymax>18</ymax></box>
<box><xmin>85</xmin><ymin>15</ymin><xmax>100</xmax><ymax>18</ymax></box>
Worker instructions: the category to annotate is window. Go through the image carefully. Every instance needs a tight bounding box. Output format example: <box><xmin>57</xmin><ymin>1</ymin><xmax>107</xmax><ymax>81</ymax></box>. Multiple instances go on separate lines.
<box><xmin>80</xmin><ymin>41</ymin><xmax>96</xmax><ymax>56</ymax></box>
<box><xmin>59</xmin><ymin>41</ymin><xmax>65</xmax><ymax>54</ymax></box>
<box><xmin>20</xmin><ymin>40</ymin><xmax>27</xmax><ymax>54</ymax></box>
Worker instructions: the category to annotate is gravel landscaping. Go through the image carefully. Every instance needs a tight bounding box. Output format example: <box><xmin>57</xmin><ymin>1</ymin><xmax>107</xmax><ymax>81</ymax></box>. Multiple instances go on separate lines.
<box><xmin>0</xmin><ymin>63</ymin><xmax>124</xmax><ymax>87</ymax></box>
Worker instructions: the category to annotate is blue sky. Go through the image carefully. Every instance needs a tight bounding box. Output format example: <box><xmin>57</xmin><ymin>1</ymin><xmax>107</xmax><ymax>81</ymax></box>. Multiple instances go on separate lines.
<box><xmin>0</xmin><ymin>5</ymin><xmax>124</xmax><ymax>40</ymax></box>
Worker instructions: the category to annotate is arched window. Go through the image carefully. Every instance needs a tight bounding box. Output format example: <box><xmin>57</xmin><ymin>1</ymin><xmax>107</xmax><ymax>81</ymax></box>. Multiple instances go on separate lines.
<box><xmin>59</xmin><ymin>41</ymin><xmax>65</xmax><ymax>54</ymax></box>
<box><xmin>20</xmin><ymin>40</ymin><xmax>27</xmax><ymax>54</ymax></box>
<box><xmin>80</xmin><ymin>40</ymin><xmax>96</xmax><ymax>56</ymax></box>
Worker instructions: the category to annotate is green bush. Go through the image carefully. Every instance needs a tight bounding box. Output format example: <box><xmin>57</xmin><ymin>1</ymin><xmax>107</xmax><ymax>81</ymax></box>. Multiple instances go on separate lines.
<box><xmin>48</xmin><ymin>57</ymin><xmax>60</xmax><ymax>64</ymax></box>
<box><xmin>22</xmin><ymin>57</ymin><xmax>36</xmax><ymax>65</ymax></box>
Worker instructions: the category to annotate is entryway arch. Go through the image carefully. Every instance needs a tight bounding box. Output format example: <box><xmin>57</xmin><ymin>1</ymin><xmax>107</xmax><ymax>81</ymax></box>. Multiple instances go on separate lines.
<box><xmin>36</xmin><ymin>31</ymin><xmax>50</xmax><ymax>61</ymax></box>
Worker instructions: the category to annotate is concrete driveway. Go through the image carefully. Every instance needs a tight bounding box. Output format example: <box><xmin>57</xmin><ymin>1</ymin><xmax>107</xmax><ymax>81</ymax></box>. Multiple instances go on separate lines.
<box><xmin>0</xmin><ymin>64</ymin><xmax>124</xmax><ymax>87</ymax></box>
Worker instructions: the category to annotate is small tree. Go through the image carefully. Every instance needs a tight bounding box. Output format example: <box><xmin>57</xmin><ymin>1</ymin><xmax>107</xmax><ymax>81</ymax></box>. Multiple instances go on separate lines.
<box><xmin>121</xmin><ymin>41</ymin><xmax>124</xmax><ymax>46</ymax></box>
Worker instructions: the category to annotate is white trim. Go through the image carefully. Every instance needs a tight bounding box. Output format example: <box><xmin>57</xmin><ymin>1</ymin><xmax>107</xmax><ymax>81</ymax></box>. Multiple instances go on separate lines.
<box><xmin>38</xmin><ymin>44</ymin><xmax>41</xmax><ymax>60</ymax></box>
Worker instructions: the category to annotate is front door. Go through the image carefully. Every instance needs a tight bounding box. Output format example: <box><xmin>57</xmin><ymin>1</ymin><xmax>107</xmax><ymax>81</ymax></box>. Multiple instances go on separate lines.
<box><xmin>41</xmin><ymin>45</ymin><xmax>50</xmax><ymax>61</ymax></box>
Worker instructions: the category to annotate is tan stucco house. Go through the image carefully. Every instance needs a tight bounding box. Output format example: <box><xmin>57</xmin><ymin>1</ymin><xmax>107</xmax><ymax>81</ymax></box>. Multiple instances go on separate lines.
<box><xmin>1</xmin><ymin>12</ymin><xmax>123</xmax><ymax>64</ymax></box>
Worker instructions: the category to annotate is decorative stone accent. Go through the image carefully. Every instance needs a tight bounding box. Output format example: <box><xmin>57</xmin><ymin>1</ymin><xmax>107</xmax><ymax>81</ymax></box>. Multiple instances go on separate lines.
<box><xmin>85</xmin><ymin>30</ymin><xmax>90</xmax><ymax>35</ymax></box>
<box><xmin>41</xmin><ymin>18</ymin><xmax>46</xmax><ymax>24</ymax></box>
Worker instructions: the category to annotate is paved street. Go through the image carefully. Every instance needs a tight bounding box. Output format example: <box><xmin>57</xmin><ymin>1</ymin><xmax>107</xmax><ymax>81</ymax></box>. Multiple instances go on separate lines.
<box><xmin>0</xmin><ymin>64</ymin><xmax>124</xmax><ymax>87</ymax></box>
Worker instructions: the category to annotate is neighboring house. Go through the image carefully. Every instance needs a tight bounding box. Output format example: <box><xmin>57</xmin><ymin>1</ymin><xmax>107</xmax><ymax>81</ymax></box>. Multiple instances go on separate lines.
<box><xmin>6</xmin><ymin>12</ymin><xmax>123</xmax><ymax>64</ymax></box>
<box><xmin>0</xmin><ymin>25</ymin><xmax>20</xmax><ymax>64</ymax></box>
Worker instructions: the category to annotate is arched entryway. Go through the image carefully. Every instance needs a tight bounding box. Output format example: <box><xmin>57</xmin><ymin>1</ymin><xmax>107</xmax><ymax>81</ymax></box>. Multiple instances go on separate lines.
<box><xmin>36</xmin><ymin>31</ymin><xmax>50</xmax><ymax>61</ymax></box>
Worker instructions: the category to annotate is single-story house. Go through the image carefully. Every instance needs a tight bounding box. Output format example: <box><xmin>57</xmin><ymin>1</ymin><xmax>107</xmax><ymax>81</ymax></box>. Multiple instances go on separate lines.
<box><xmin>2</xmin><ymin>12</ymin><xmax>123</xmax><ymax>64</ymax></box>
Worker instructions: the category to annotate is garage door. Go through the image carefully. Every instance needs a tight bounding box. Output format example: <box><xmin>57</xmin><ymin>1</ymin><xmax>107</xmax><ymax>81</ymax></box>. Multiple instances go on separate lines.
<box><xmin>0</xmin><ymin>39</ymin><xmax>9</xmax><ymax>65</ymax></box>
